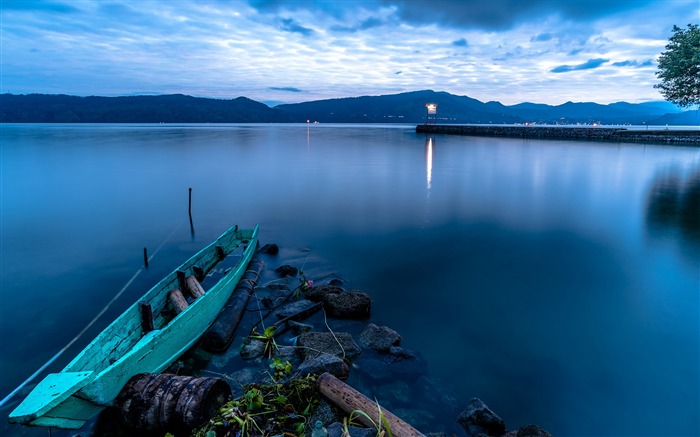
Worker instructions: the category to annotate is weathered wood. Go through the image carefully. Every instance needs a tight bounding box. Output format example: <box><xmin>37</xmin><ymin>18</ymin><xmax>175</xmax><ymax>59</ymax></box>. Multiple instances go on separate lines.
<box><xmin>272</xmin><ymin>301</ymin><xmax>323</xmax><ymax>331</ymax></box>
<box><xmin>185</xmin><ymin>275</ymin><xmax>205</xmax><ymax>299</ymax></box>
<box><xmin>168</xmin><ymin>289</ymin><xmax>189</xmax><ymax>314</ymax></box>
<box><xmin>116</xmin><ymin>373</ymin><xmax>231</xmax><ymax>434</ymax></box>
<box><xmin>316</xmin><ymin>372</ymin><xmax>424</xmax><ymax>437</ymax></box>
<box><xmin>138</xmin><ymin>302</ymin><xmax>154</xmax><ymax>332</ymax></box>
<box><xmin>201</xmin><ymin>256</ymin><xmax>266</xmax><ymax>353</ymax></box>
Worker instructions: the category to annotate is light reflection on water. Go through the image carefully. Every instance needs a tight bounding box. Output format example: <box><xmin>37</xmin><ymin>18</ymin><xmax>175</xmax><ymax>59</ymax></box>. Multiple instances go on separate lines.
<box><xmin>0</xmin><ymin>124</ymin><xmax>698</xmax><ymax>436</ymax></box>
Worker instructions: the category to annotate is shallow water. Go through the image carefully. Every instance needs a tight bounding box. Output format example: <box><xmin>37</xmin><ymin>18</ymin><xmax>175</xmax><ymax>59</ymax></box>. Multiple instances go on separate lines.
<box><xmin>1</xmin><ymin>124</ymin><xmax>698</xmax><ymax>436</ymax></box>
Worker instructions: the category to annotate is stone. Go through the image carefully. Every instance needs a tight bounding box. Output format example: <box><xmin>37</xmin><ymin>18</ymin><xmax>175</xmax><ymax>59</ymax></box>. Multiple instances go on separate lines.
<box><xmin>305</xmin><ymin>400</ymin><xmax>340</xmax><ymax>433</ymax></box>
<box><xmin>392</xmin><ymin>408</ymin><xmax>435</xmax><ymax>430</ymax></box>
<box><xmin>457</xmin><ymin>398</ymin><xmax>506</xmax><ymax>437</ymax></box>
<box><xmin>517</xmin><ymin>425</ymin><xmax>553</xmax><ymax>437</ymax></box>
<box><xmin>358</xmin><ymin>323</ymin><xmax>402</xmax><ymax>352</ymax></box>
<box><xmin>306</xmin><ymin>284</ymin><xmax>343</xmax><ymax>302</ymax></box>
<box><xmin>258</xmin><ymin>243</ymin><xmax>279</xmax><ymax>255</ymax></box>
<box><xmin>297</xmin><ymin>331</ymin><xmax>362</xmax><ymax>361</ymax></box>
<box><xmin>275</xmin><ymin>299</ymin><xmax>318</xmax><ymax>319</ymax></box>
<box><xmin>375</xmin><ymin>380</ymin><xmax>413</xmax><ymax>404</ymax></box>
<box><xmin>323</xmin><ymin>291</ymin><xmax>371</xmax><ymax>319</ymax></box>
<box><xmin>240</xmin><ymin>338</ymin><xmax>265</xmax><ymax>360</ymax></box>
<box><xmin>297</xmin><ymin>353</ymin><xmax>349</xmax><ymax>379</ymax></box>
<box><xmin>328</xmin><ymin>422</ymin><xmax>374</xmax><ymax>437</ymax></box>
<box><xmin>275</xmin><ymin>265</ymin><xmax>298</xmax><ymax>277</ymax></box>
<box><xmin>288</xmin><ymin>320</ymin><xmax>313</xmax><ymax>335</ymax></box>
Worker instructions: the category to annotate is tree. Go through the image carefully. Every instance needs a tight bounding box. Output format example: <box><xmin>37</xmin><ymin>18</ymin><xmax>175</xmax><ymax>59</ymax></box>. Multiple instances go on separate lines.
<box><xmin>655</xmin><ymin>24</ymin><xmax>700</xmax><ymax>108</ymax></box>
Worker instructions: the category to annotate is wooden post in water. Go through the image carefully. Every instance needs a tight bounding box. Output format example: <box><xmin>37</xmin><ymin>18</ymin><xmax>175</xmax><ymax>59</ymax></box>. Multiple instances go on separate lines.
<box><xmin>143</xmin><ymin>247</ymin><xmax>149</xmax><ymax>268</ymax></box>
<box><xmin>188</xmin><ymin>187</ymin><xmax>195</xmax><ymax>238</ymax></box>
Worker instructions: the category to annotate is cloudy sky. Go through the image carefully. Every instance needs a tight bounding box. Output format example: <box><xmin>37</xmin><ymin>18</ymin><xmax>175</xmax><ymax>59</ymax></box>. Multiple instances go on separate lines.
<box><xmin>1</xmin><ymin>0</ymin><xmax>698</xmax><ymax>105</ymax></box>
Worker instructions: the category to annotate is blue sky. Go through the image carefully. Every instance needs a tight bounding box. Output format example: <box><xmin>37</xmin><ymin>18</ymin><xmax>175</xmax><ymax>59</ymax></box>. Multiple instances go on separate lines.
<box><xmin>1</xmin><ymin>0</ymin><xmax>698</xmax><ymax>105</ymax></box>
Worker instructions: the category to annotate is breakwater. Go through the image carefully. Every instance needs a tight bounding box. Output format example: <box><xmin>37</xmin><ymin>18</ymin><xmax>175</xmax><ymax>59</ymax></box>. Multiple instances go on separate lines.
<box><xmin>416</xmin><ymin>124</ymin><xmax>700</xmax><ymax>145</ymax></box>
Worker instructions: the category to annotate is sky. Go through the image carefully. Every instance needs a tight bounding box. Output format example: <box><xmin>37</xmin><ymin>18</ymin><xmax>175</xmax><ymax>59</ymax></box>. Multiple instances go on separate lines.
<box><xmin>1</xmin><ymin>0</ymin><xmax>699</xmax><ymax>106</ymax></box>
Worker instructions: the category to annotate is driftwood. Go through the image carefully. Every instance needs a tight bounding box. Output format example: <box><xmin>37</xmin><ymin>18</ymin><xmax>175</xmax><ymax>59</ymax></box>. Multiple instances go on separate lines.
<box><xmin>201</xmin><ymin>256</ymin><xmax>265</xmax><ymax>353</ymax></box>
<box><xmin>316</xmin><ymin>372</ymin><xmax>424</xmax><ymax>436</ymax></box>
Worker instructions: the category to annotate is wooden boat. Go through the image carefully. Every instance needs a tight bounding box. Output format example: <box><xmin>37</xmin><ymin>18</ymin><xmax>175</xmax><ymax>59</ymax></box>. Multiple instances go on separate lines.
<box><xmin>8</xmin><ymin>224</ymin><xmax>259</xmax><ymax>429</ymax></box>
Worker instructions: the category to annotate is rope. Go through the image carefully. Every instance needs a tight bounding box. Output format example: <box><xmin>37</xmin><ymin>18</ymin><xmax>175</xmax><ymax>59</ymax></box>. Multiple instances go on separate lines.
<box><xmin>0</xmin><ymin>222</ymin><xmax>182</xmax><ymax>409</ymax></box>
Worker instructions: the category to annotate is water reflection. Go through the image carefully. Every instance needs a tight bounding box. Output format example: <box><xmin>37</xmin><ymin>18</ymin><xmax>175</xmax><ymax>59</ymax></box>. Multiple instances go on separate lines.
<box><xmin>425</xmin><ymin>135</ymin><xmax>434</xmax><ymax>191</ymax></box>
<box><xmin>645</xmin><ymin>167</ymin><xmax>700</xmax><ymax>260</ymax></box>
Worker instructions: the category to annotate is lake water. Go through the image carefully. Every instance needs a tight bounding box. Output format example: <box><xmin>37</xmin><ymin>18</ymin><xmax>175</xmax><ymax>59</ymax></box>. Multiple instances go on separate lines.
<box><xmin>0</xmin><ymin>124</ymin><xmax>698</xmax><ymax>436</ymax></box>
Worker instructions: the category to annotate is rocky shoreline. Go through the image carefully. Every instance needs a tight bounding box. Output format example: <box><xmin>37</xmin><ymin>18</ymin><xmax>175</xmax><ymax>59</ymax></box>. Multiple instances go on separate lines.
<box><xmin>416</xmin><ymin>124</ymin><xmax>700</xmax><ymax>145</ymax></box>
<box><xmin>185</xmin><ymin>243</ymin><xmax>553</xmax><ymax>436</ymax></box>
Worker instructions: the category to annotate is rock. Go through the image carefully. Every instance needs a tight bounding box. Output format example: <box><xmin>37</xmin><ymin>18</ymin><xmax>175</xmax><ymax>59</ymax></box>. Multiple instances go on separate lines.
<box><xmin>503</xmin><ymin>432</ymin><xmax>518</xmax><ymax>437</ymax></box>
<box><xmin>375</xmin><ymin>380</ymin><xmax>413</xmax><ymax>404</ymax></box>
<box><xmin>457</xmin><ymin>398</ymin><xmax>506</xmax><ymax>437</ymax></box>
<box><xmin>324</xmin><ymin>291</ymin><xmax>371</xmax><ymax>319</ymax></box>
<box><xmin>305</xmin><ymin>400</ymin><xmax>340</xmax><ymax>432</ymax></box>
<box><xmin>258</xmin><ymin>243</ymin><xmax>279</xmax><ymax>255</ymax></box>
<box><xmin>297</xmin><ymin>331</ymin><xmax>362</xmax><ymax>361</ymax></box>
<box><xmin>355</xmin><ymin>357</ymin><xmax>392</xmax><ymax>381</ymax></box>
<box><xmin>358</xmin><ymin>323</ymin><xmax>402</xmax><ymax>352</ymax></box>
<box><xmin>517</xmin><ymin>425</ymin><xmax>553</xmax><ymax>437</ymax></box>
<box><xmin>240</xmin><ymin>339</ymin><xmax>265</xmax><ymax>360</ymax></box>
<box><xmin>275</xmin><ymin>265</ymin><xmax>298</xmax><ymax>277</ymax></box>
<box><xmin>275</xmin><ymin>299</ymin><xmax>318</xmax><ymax>319</ymax></box>
<box><xmin>306</xmin><ymin>284</ymin><xmax>343</xmax><ymax>302</ymax></box>
<box><xmin>328</xmin><ymin>422</ymin><xmax>374</xmax><ymax>437</ymax></box>
<box><xmin>392</xmin><ymin>408</ymin><xmax>435</xmax><ymax>430</ymax></box>
<box><xmin>288</xmin><ymin>320</ymin><xmax>313</xmax><ymax>335</ymax></box>
<box><xmin>329</xmin><ymin>278</ymin><xmax>344</xmax><ymax>286</ymax></box>
<box><xmin>298</xmin><ymin>353</ymin><xmax>349</xmax><ymax>379</ymax></box>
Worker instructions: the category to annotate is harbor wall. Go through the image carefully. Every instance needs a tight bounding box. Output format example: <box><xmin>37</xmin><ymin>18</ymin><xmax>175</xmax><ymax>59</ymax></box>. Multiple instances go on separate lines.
<box><xmin>415</xmin><ymin>124</ymin><xmax>700</xmax><ymax>145</ymax></box>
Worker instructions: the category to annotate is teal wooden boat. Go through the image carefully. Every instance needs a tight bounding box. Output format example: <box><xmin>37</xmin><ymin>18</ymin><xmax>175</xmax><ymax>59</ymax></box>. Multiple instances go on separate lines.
<box><xmin>8</xmin><ymin>224</ymin><xmax>259</xmax><ymax>429</ymax></box>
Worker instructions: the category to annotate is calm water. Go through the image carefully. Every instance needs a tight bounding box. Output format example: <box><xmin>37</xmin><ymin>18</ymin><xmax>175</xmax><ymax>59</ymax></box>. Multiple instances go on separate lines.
<box><xmin>1</xmin><ymin>124</ymin><xmax>698</xmax><ymax>436</ymax></box>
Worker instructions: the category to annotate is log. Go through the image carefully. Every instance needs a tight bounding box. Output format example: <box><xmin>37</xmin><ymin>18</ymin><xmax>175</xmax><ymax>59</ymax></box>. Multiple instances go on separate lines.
<box><xmin>185</xmin><ymin>275</ymin><xmax>205</xmax><ymax>298</ymax></box>
<box><xmin>316</xmin><ymin>372</ymin><xmax>424</xmax><ymax>437</ymax></box>
<box><xmin>116</xmin><ymin>373</ymin><xmax>231</xmax><ymax>434</ymax></box>
<box><xmin>201</xmin><ymin>255</ymin><xmax>266</xmax><ymax>353</ymax></box>
<box><xmin>168</xmin><ymin>289</ymin><xmax>189</xmax><ymax>314</ymax></box>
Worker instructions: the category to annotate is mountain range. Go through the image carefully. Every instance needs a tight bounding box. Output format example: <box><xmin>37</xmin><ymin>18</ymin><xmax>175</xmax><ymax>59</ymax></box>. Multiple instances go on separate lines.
<box><xmin>1</xmin><ymin>90</ymin><xmax>696</xmax><ymax>125</ymax></box>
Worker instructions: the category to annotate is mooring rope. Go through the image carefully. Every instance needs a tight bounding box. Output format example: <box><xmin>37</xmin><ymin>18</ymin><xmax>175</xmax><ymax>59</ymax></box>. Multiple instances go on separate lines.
<box><xmin>0</xmin><ymin>223</ymin><xmax>183</xmax><ymax>409</ymax></box>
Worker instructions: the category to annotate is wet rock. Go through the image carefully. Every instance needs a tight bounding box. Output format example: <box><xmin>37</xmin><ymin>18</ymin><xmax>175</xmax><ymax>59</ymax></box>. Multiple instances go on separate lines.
<box><xmin>275</xmin><ymin>265</ymin><xmax>298</xmax><ymax>277</ymax></box>
<box><xmin>305</xmin><ymin>400</ymin><xmax>340</xmax><ymax>432</ymax></box>
<box><xmin>324</xmin><ymin>290</ymin><xmax>371</xmax><ymax>319</ymax></box>
<box><xmin>329</xmin><ymin>278</ymin><xmax>344</xmax><ymax>286</ymax></box>
<box><xmin>258</xmin><ymin>243</ymin><xmax>279</xmax><ymax>255</ymax></box>
<box><xmin>359</xmin><ymin>323</ymin><xmax>402</xmax><ymax>352</ymax></box>
<box><xmin>298</xmin><ymin>353</ymin><xmax>349</xmax><ymax>379</ymax></box>
<box><xmin>328</xmin><ymin>422</ymin><xmax>374</xmax><ymax>437</ymax></box>
<box><xmin>503</xmin><ymin>432</ymin><xmax>518</xmax><ymax>437</ymax></box>
<box><xmin>297</xmin><ymin>331</ymin><xmax>362</xmax><ymax>361</ymax></box>
<box><xmin>288</xmin><ymin>320</ymin><xmax>313</xmax><ymax>335</ymax></box>
<box><xmin>375</xmin><ymin>380</ymin><xmax>413</xmax><ymax>404</ymax></box>
<box><xmin>392</xmin><ymin>407</ymin><xmax>435</xmax><ymax>430</ymax></box>
<box><xmin>275</xmin><ymin>299</ymin><xmax>317</xmax><ymax>319</ymax></box>
<box><xmin>227</xmin><ymin>368</ymin><xmax>257</xmax><ymax>389</ymax></box>
<box><xmin>355</xmin><ymin>356</ymin><xmax>392</xmax><ymax>381</ymax></box>
<box><xmin>240</xmin><ymin>338</ymin><xmax>265</xmax><ymax>360</ymax></box>
<box><xmin>517</xmin><ymin>425</ymin><xmax>553</xmax><ymax>437</ymax></box>
<box><xmin>457</xmin><ymin>398</ymin><xmax>506</xmax><ymax>437</ymax></box>
<box><xmin>306</xmin><ymin>284</ymin><xmax>343</xmax><ymax>302</ymax></box>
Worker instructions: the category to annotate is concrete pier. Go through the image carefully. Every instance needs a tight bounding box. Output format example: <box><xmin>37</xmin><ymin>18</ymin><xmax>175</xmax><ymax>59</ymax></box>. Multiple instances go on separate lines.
<box><xmin>416</xmin><ymin>124</ymin><xmax>700</xmax><ymax>145</ymax></box>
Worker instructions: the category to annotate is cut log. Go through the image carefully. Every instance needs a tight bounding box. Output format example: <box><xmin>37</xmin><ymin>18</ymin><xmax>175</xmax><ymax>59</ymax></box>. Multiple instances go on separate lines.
<box><xmin>168</xmin><ymin>289</ymin><xmax>188</xmax><ymax>314</ymax></box>
<box><xmin>116</xmin><ymin>373</ymin><xmax>231</xmax><ymax>434</ymax></box>
<box><xmin>185</xmin><ymin>275</ymin><xmax>205</xmax><ymax>298</ymax></box>
<box><xmin>316</xmin><ymin>372</ymin><xmax>424</xmax><ymax>437</ymax></box>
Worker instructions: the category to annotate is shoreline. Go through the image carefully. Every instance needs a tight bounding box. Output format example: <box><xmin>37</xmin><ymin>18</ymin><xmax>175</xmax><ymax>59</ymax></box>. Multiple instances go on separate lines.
<box><xmin>416</xmin><ymin>124</ymin><xmax>700</xmax><ymax>145</ymax></box>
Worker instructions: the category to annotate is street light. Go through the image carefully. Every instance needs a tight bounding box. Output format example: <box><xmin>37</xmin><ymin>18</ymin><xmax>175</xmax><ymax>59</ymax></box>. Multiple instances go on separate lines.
<box><xmin>425</xmin><ymin>103</ymin><xmax>437</xmax><ymax>125</ymax></box>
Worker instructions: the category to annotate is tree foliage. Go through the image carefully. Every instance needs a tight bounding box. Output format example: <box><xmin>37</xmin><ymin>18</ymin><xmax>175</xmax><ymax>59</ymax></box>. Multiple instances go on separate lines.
<box><xmin>655</xmin><ymin>24</ymin><xmax>700</xmax><ymax>108</ymax></box>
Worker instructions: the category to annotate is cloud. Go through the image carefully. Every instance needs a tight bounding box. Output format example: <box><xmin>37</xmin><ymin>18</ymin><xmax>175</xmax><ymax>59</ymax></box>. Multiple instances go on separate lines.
<box><xmin>380</xmin><ymin>0</ymin><xmax>656</xmax><ymax>30</ymax></box>
<box><xmin>330</xmin><ymin>17</ymin><xmax>384</xmax><ymax>33</ymax></box>
<box><xmin>452</xmin><ymin>38</ymin><xmax>468</xmax><ymax>47</ymax></box>
<box><xmin>612</xmin><ymin>59</ymin><xmax>654</xmax><ymax>68</ymax></box>
<box><xmin>551</xmin><ymin>58</ymin><xmax>609</xmax><ymax>73</ymax></box>
<box><xmin>279</xmin><ymin>18</ymin><xmax>314</xmax><ymax>35</ymax></box>
<box><xmin>531</xmin><ymin>33</ymin><xmax>553</xmax><ymax>42</ymax></box>
<box><xmin>269</xmin><ymin>87</ymin><xmax>303</xmax><ymax>92</ymax></box>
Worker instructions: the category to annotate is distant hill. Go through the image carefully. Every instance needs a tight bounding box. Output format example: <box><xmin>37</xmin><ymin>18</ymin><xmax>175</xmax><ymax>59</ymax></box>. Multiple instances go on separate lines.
<box><xmin>0</xmin><ymin>91</ymin><xmax>692</xmax><ymax>125</ymax></box>
<box><xmin>0</xmin><ymin>93</ymin><xmax>289</xmax><ymax>123</ymax></box>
